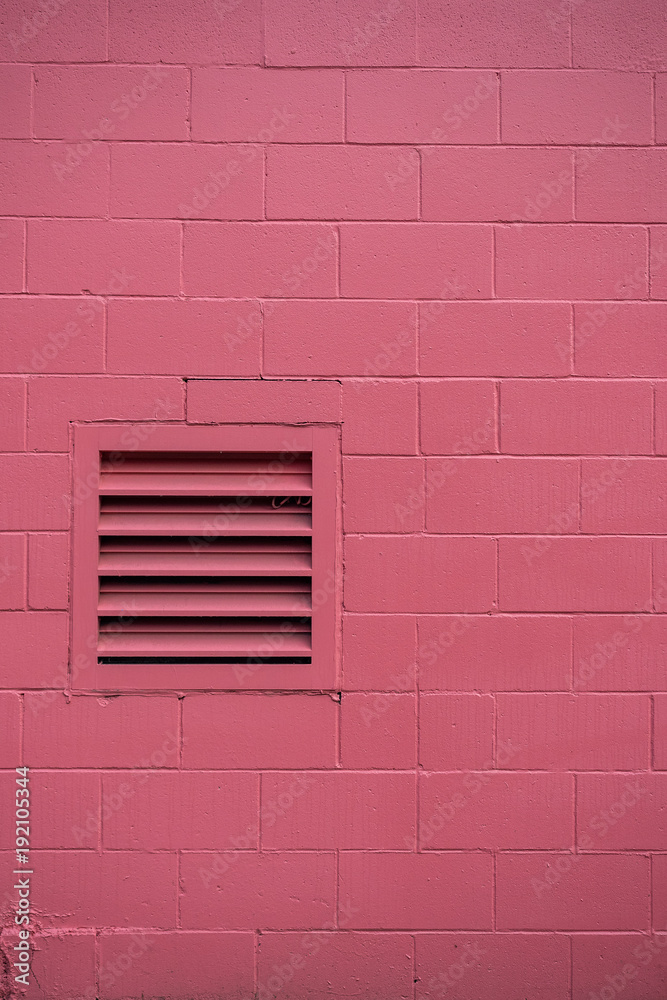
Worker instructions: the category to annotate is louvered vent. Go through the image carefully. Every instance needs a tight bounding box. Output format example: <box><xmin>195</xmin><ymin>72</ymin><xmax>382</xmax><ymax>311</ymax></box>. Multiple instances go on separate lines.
<box><xmin>95</xmin><ymin>451</ymin><xmax>314</xmax><ymax>667</ymax></box>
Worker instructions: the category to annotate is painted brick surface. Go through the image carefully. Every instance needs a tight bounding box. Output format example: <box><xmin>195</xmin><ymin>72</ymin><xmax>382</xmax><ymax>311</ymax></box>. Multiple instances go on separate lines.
<box><xmin>500</xmin><ymin>71</ymin><xmax>653</xmax><ymax>144</ymax></box>
<box><xmin>192</xmin><ymin>68</ymin><xmax>344</xmax><ymax>142</ymax></box>
<box><xmin>496</xmin><ymin>853</ymin><xmax>650</xmax><ymax>930</ymax></box>
<box><xmin>260</xmin><ymin>771</ymin><xmax>416</xmax><ymax>849</ymax></box>
<box><xmin>339</xmin><ymin>852</ymin><xmax>494</xmax><ymax>929</ymax></box>
<box><xmin>1</xmin><ymin>2</ymin><xmax>666</xmax><ymax>997</ymax></box>
<box><xmin>0</xmin><ymin>219</ymin><xmax>25</xmax><ymax>291</ymax></box>
<box><xmin>33</xmin><ymin>65</ymin><xmax>190</xmax><ymax>141</ymax></box>
<box><xmin>28</xmin><ymin>219</ymin><xmax>181</xmax><ymax>296</ymax></box>
<box><xmin>416</xmin><ymin>933</ymin><xmax>571</xmax><ymax>1000</ymax></box>
<box><xmin>179</xmin><ymin>851</ymin><xmax>336</xmax><ymax>929</ymax></box>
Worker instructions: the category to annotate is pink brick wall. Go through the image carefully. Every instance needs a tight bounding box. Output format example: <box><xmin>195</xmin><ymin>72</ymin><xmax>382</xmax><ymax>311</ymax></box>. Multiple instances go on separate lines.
<box><xmin>1</xmin><ymin>1</ymin><xmax>667</xmax><ymax>997</ymax></box>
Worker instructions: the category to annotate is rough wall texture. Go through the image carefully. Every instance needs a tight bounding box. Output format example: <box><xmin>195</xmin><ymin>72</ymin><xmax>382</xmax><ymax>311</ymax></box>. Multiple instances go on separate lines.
<box><xmin>1</xmin><ymin>0</ymin><xmax>667</xmax><ymax>997</ymax></box>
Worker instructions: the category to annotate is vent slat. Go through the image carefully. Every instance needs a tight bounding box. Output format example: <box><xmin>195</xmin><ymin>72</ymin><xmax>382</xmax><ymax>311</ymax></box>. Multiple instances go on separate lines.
<box><xmin>99</xmin><ymin>617</ymin><xmax>311</xmax><ymax>633</ymax></box>
<box><xmin>100</xmin><ymin>451</ymin><xmax>312</xmax><ymax>475</ymax></box>
<box><xmin>100</xmin><ymin>537</ymin><xmax>311</xmax><ymax>552</ymax></box>
<box><xmin>98</xmin><ymin>511</ymin><xmax>312</xmax><ymax>535</ymax></box>
<box><xmin>99</xmin><ymin>551</ymin><xmax>312</xmax><ymax>576</ymax></box>
<box><xmin>98</xmin><ymin>630</ymin><xmax>312</xmax><ymax>657</ymax></box>
<box><xmin>100</xmin><ymin>578</ymin><xmax>310</xmax><ymax>593</ymax></box>
<box><xmin>99</xmin><ymin>472</ymin><xmax>312</xmax><ymax>496</ymax></box>
<box><xmin>100</xmin><ymin>498</ymin><xmax>312</xmax><ymax>514</ymax></box>
<box><xmin>98</xmin><ymin>592</ymin><xmax>312</xmax><ymax>615</ymax></box>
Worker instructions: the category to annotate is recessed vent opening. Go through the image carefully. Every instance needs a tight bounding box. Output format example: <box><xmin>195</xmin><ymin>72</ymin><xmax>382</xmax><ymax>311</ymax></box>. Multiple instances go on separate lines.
<box><xmin>96</xmin><ymin>451</ymin><xmax>313</xmax><ymax>667</ymax></box>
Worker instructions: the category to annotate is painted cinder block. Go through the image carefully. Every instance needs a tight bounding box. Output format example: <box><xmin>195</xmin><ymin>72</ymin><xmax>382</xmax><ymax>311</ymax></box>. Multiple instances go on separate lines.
<box><xmin>0</xmin><ymin>612</ymin><xmax>68</xmax><ymax>688</ymax></box>
<box><xmin>419</xmin><ymin>302</ymin><xmax>571</xmax><ymax>377</ymax></box>
<box><xmin>415</xmin><ymin>933</ymin><xmax>571</xmax><ymax>1000</ymax></box>
<box><xmin>2</xmin><ymin>0</ymin><xmax>666</xmax><ymax>985</ymax></box>
<box><xmin>500</xmin><ymin>379</ymin><xmax>653</xmax><ymax>454</ymax></box>
<box><xmin>110</xmin><ymin>142</ymin><xmax>264</xmax><ymax>220</ymax></box>
<box><xmin>571</xmin><ymin>934</ymin><xmax>667</xmax><ymax>1000</ymax></box>
<box><xmin>31</xmin><ymin>850</ymin><xmax>178</xmax><ymax>928</ymax></box>
<box><xmin>571</xmin><ymin>0</ymin><xmax>667</xmax><ymax>69</ymax></box>
<box><xmin>496</xmin><ymin>693</ymin><xmax>650</xmax><ymax>769</ymax></box>
<box><xmin>419</xmin><ymin>772</ymin><xmax>574</xmax><ymax>850</ymax></box>
<box><xmin>99</xmin><ymin>932</ymin><xmax>255</xmax><ymax>1000</ymax></box>
<box><xmin>574</xmin><ymin>303</ymin><xmax>667</xmax><ymax>376</ymax></box>
<box><xmin>33</xmin><ymin>65</ymin><xmax>189</xmax><ymax>140</ymax></box>
<box><xmin>257</xmin><ymin>932</ymin><xmax>414</xmax><ymax>1000</ymax></box>
<box><xmin>0</xmin><ymin>534</ymin><xmax>25</xmax><ymax>610</ymax></box>
<box><xmin>341</xmin><ymin>693</ymin><xmax>416</xmax><ymax>767</ymax></box>
<box><xmin>345</xmin><ymin>535</ymin><xmax>496</xmax><ymax>613</ymax></box>
<box><xmin>0</xmin><ymin>218</ymin><xmax>25</xmax><ymax>292</ymax></box>
<box><xmin>495</xmin><ymin>225</ymin><xmax>648</xmax><ymax>300</ymax></box>
<box><xmin>0</xmin><ymin>932</ymin><xmax>96</xmax><ymax>1000</ymax></box>
<box><xmin>419</xmin><ymin>693</ymin><xmax>494</xmax><ymax>770</ymax></box>
<box><xmin>426</xmin><ymin>457</ymin><xmax>578</xmax><ymax>534</ymax></box>
<box><xmin>576</xmin><ymin>773</ymin><xmax>667</xmax><ymax>850</ymax></box>
<box><xmin>658</xmin><ymin>75</ymin><xmax>667</xmax><ymax>143</ymax></box>
<box><xmin>267</xmin><ymin>145</ymin><xmax>419</xmax><ymax>220</ymax></box>
<box><xmin>187</xmin><ymin>377</ymin><xmax>342</xmax><ymax>425</ymax></box>
<box><xmin>102</xmin><ymin>771</ymin><xmax>260</xmax><ymax>850</ymax></box>
<box><xmin>0</xmin><ymin>769</ymin><xmax>99</xmax><ymax>848</ymax></box>
<box><xmin>577</xmin><ymin>149</ymin><xmax>667</xmax><ymax>223</ymax></box>
<box><xmin>260</xmin><ymin>771</ymin><xmax>416</xmax><ymax>849</ymax></box>
<box><xmin>0</xmin><ymin>65</ymin><xmax>31</xmax><ymax>137</ymax></box>
<box><xmin>183</xmin><ymin>222</ymin><xmax>338</xmax><ymax>297</ymax></box>
<box><xmin>109</xmin><ymin>0</ymin><xmax>261</xmax><ymax>63</ymax></box>
<box><xmin>418</xmin><ymin>614</ymin><xmax>572</xmax><ymax>691</ymax></box>
<box><xmin>651</xmin><ymin>226</ymin><xmax>667</xmax><ymax>299</ymax></box>
<box><xmin>0</xmin><ymin>0</ymin><xmax>106</xmax><ymax>61</ymax></box>
<box><xmin>420</xmin><ymin>380</ymin><xmax>497</xmax><ymax>455</ymax></box>
<box><xmin>28</xmin><ymin>220</ymin><xmax>181</xmax><ymax>296</ymax></box>
<box><xmin>107</xmin><ymin>299</ymin><xmax>261</xmax><ymax>376</ymax></box>
<box><xmin>573</xmin><ymin>616</ymin><xmax>667</xmax><ymax>691</ymax></box>
<box><xmin>264</xmin><ymin>0</ymin><xmax>416</xmax><ymax>66</ymax></box>
<box><xmin>655</xmin><ymin>541</ymin><xmax>667</xmax><ymax>609</ymax></box>
<box><xmin>179</xmin><ymin>851</ymin><xmax>336</xmax><ymax>929</ymax></box>
<box><xmin>417</xmin><ymin>0</ymin><xmax>569</xmax><ymax>67</ymax></box>
<box><xmin>421</xmin><ymin>147</ymin><xmax>573</xmax><ymax>222</ymax></box>
<box><xmin>182</xmin><ymin>694</ymin><xmax>337</xmax><ymax>769</ymax></box>
<box><xmin>342</xmin><ymin>614</ymin><xmax>416</xmax><ymax>691</ymax></box>
<box><xmin>501</xmin><ymin>71</ymin><xmax>652</xmax><ymax>144</ymax></box>
<box><xmin>342</xmin><ymin>380</ymin><xmax>418</xmax><ymax>454</ymax></box>
<box><xmin>654</xmin><ymin>856</ymin><xmax>667</xmax><ymax>929</ymax></box>
<box><xmin>345</xmin><ymin>70</ymin><xmax>498</xmax><ymax>143</ymax></box>
<box><xmin>24</xmin><ymin>694</ymin><xmax>180</xmax><ymax>768</ymax></box>
<box><xmin>0</xmin><ymin>456</ymin><xmax>70</xmax><ymax>530</ymax></box>
<box><xmin>343</xmin><ymin>456</ymin><xmax>425</xmax><ymax>532</ymax></box>
<box><xmin>0</xmin><ymin>140</ymin><xmax>109</xmax><ymax>216</ymax></box>
<box><xmin>655</xmin><ymin>695</ymin><xmax>667</xmax><ymax>769</ymax></box>
<box><xmin>28</xmin><ymin>533</ymin><xmax>68</xmax><ymax>609</ymax></box>
<box><xmin>0</xmin><ymin>296</ymin><xmax>103</xmax><ymax>374</ymax></box>
<box><xmin>657</xmin><ymin>385</ymin><xmax>667</xmax><ymax>455</ymax></box>
<box><xmin>0</xmin><ymin>376</ymin><xmax>26</xmax><ymax>448</ymax></box>
<box><xmin>340</xmin><ymin>223</ymin><xmax>492</xmax><ymax>299</ymax></box>
<box><xmin>580</xmin><ymin>459</ymin><xmax>667</xmax><ymax>534</ymax></box>
<box><xmin>192</xmin><ymin>68</ymin><xmax>344</xmax><ymax>142</ymax></box>
<box><xmin>496</xmin><ymin>852</ymin><xmax>650</xmax><ymax>930</ymax></box>
<box><xmin>339</xmin><ymin>852</ymin><xmax>494</xmax><ymax>930</ymax></box>
<box><xmin>263</xmin><ymin>300</ymin><xmax>417</xmax><ymax>377</ymax></box>
<box><xmin>499</xmin><ymin>537</ymin><xmax>652</xmax><ymax>613</ymax></box>
<box><xmin>0</xmin><ymin>691</ymin><xmax>21</xmax><ymax>767</ymax></box>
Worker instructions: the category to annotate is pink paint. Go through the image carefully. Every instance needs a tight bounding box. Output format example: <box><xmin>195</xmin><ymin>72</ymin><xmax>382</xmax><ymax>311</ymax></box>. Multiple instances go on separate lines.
<box><xmin>1</xmin><ymin>0</ymin><xmax>666</xmax><ymax>995</ymax></box>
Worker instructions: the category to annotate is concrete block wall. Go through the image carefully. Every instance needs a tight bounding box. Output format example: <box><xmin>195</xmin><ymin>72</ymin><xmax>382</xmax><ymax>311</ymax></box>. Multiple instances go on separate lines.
<box><xmin>1</xmin><ymin>0</ymin><xmax>667</xmax><ymax>996</ymax></box>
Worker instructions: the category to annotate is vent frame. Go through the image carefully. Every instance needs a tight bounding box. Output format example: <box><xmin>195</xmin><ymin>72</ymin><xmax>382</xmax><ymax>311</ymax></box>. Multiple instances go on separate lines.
<box><xmin>71</xmin><ymin>423</ymin><xmax>339</xmax><ymax>691</ymax></box>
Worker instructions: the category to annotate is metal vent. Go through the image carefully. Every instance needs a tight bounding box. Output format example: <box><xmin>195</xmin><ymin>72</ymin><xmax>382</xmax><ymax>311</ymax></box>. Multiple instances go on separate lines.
<box><xmin>95</xmin><ymin>451</ymin><xmax>313</xmax><ymax>666</ymax></box>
